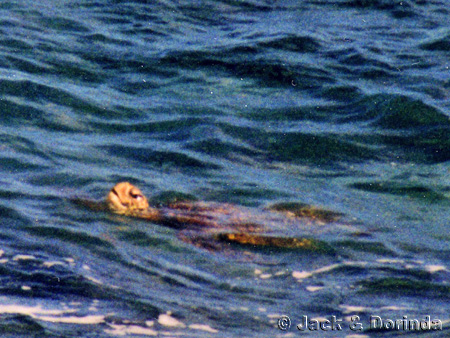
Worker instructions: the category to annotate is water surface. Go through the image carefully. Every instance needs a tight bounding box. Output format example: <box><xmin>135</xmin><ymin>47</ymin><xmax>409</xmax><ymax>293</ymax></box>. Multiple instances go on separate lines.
<box><xmin>0</xmin><ymin>0</ymin><xmax>449</xmax><ymax>337</ymax></box>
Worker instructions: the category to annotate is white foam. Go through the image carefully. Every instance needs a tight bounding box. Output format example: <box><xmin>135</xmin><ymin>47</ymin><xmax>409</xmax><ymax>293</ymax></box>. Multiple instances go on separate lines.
<box><xmin>158</xmin><ymin>313</ymin><xmax>186</xmax><ymax>328</ymax></box>
<box><xmin>12</xmin><ymin>255</ymin><xmax>36</xmax><ymax>261</ymax></box>
<box><xmin>189</xmin><ymin>324</ymin><xmax>218</xmax><ymax>333</ymax></box>
<box><xmin>104</xmin><ymin>324</ymin><xmax>157</xmax><ymax>336</ymax></box>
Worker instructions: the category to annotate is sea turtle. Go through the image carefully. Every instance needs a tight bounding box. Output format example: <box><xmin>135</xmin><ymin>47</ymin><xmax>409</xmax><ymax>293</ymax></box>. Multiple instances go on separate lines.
<box><xmin>77</xmin><ymin>182</ymin><xmax>344</xmax><ymax>253</ymax></box>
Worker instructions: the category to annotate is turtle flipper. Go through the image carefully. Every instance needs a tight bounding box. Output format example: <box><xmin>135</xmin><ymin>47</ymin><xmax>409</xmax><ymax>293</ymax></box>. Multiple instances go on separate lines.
<box><xmin>177</xmin><ymin>231</ymin><xmax>226</xmax><ymax>252</ymax></box>
<box><xmin>216</xmin><ymin>233</ymin><xmax>335</xmax><ymax>254</ymax></box>
<box><xmin>177</xmin><ymin>229</ymin><xmax>335</xmax><ymax>254</ymax></box>
<box><xmin>267</xmin><ymin>202</ymin><xmax>344</xmax><ymax>223</ymax></box>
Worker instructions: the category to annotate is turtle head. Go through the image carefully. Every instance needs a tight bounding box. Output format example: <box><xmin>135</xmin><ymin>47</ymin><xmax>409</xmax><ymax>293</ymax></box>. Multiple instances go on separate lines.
<box><xmin>107</xmin><ymin>182</ymin><xmax>149</xmax><ymax>215</ymax></box>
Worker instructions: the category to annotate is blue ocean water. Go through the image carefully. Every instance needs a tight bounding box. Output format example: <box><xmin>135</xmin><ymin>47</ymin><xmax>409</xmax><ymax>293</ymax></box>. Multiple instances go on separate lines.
<box><xmin>0</xmin><ymin>0</ymin><xmax>449</xmax><ymax>337</ymax></box>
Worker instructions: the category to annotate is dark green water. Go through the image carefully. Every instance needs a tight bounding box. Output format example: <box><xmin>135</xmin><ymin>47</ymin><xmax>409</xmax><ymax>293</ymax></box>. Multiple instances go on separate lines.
<box><xmin>0</xmin><ymin>0</ymin><xmax>449</xmax><ymax>337</ymax></box>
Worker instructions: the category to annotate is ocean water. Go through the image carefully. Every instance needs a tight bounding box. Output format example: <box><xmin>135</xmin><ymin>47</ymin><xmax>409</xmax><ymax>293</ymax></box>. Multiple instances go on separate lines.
<box><xmin>0</xmin><ymin>0</ymin><xmax>449</xmax><ymax>337</ymax></box>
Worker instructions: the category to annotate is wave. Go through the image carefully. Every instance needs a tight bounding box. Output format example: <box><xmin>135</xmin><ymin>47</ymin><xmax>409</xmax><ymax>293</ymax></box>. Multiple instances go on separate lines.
<box><xmin>340</xmin><ymin>94</ymin><xmax>449</xmax><ymax>129</ymax></box>
<box><xmin>348</xmin><ymin>181</ymin><xmax>446</xmax><ymax>201</ymax></box>
<box><xmin>217</xmin><ymin>123</ymin><xmax>375</xmax><ymax>164</ymax></box>
<box><xmin>420</xmin><ymin>33</ymin><xmax>450</xmax><ymax>52</ymax></box>
<box><xmin>100</xmin><ymin>145</ymin><xmax>221</xmax><ymax>171</ymax></box>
